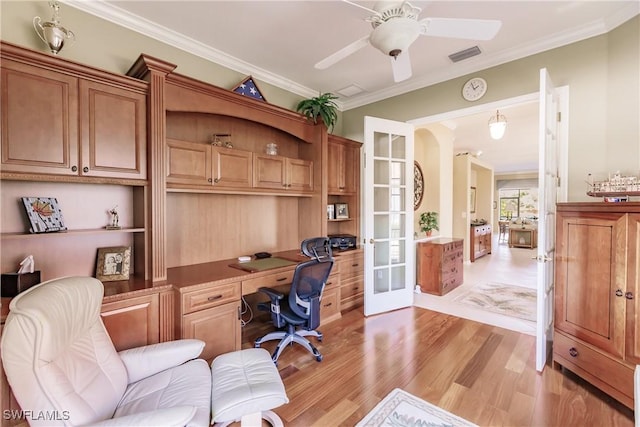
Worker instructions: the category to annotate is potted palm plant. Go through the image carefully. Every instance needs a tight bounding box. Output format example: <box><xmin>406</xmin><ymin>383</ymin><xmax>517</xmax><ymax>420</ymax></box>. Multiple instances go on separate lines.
<box><xmin>419</xmin><ymin>211</ymin><xmax>439</xmax><ymax>236</ymax></box>
<box><xmin>296</xmin><ymin>92</ymin><xmax>339</xmax><ymax>133</ymax></box>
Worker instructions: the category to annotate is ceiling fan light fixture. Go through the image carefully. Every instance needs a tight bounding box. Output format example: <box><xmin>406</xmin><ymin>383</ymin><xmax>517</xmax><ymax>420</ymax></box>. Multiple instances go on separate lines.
<box><xmin>488</xmin><ymin>109</ymin><xmax>507</xmax><ymax>140</ymax></box>
<box><xmin>370</xmin><ymin>17</ymin><xmax>420</xmax><ymax>56</ymax></box>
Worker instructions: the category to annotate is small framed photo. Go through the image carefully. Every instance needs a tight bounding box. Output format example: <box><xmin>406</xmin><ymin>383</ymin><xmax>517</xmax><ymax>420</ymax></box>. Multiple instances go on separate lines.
<box><xmin>96</xmin><ymin>246</ymin><xmax>131</xmax><ymax>282</ymax></box>
<box><xmin>335</xmin><ymin>203</ymin><xmax>349</xmax><ymax>219</ymax></box>
<box><xmin>327</xmin><ymin>204</ymin><xmax>335</xmax><ymax>220</ymax></box>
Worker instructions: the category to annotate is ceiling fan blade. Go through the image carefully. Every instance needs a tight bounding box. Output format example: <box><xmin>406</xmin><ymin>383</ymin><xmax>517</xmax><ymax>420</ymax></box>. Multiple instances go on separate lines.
<box><xmin>391</xmin><ymin>51</ymin><xmax>412</xmax><ymax>82</ymax></box>
<box><xmin>342</xmin><ymin>0</ymin><xmax>381</xmax><ymax>17</ymax></box>
<box><xmin>314</xmin><ymin>35</ymin><xmax>370</xmax><ymax>70</ymax></box>
<box><xmin>419</xmin><ymin>17</ymin><xmax>502</xmax><ymax>40</ymax></box>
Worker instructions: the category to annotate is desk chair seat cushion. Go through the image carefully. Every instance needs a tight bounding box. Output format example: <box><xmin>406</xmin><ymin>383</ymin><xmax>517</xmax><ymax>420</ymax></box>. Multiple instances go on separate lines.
<box><xmin>211</xmin><ymin>348</ymin><xmax>289</xmax><ymax>423</ymax></box>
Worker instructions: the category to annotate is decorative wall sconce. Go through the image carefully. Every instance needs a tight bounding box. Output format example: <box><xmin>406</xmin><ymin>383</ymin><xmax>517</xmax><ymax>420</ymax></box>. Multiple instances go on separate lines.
<box><xmin>488</xmin><ymin>109</ymin><xmax>507</xmax><ymax>140</ymax></box>
<box><xmin>33</xmin><ymin>1</ymin><xmax>75</xmax><ymax>55</ymax></box>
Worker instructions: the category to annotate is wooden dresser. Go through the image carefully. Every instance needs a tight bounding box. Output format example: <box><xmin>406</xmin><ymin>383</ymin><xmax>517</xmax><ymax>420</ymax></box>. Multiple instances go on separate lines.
<box><xmin>470</xmin><ymin>224</ymin><xmax>492</xmax><ymax>262</ymax></box>
<box><xmin>554</xmin><ymin>202</ymin><xmax>640</xmax><ymax>409</ymax></box>
<box><xmin>416</xmin><ymin>238</ymin><xmax>464</xmax><ymax>295</ymax></box>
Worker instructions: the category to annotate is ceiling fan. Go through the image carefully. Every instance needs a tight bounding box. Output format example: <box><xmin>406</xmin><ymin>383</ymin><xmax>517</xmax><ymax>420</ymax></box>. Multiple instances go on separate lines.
<box><xmin>314</xmin><ymin>1</ymin><xmax>502</xmax><ymax>82</ymax></box>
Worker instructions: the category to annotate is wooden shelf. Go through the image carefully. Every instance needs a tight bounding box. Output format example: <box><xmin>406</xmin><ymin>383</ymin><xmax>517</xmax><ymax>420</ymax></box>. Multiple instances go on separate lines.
<box><xmin>587</xmin><ymin>191</ymin><xmax>640</xmax><ymax>197</ymax></box>
<box><xmin>1</xmin><ymin>227</ymin><xmax>145</xmax><ymax>240</ymax></box>
<box><xmin>328</xmin><ymin>218</ymin><xmax>353</xmax><ymax>222</ymax></box>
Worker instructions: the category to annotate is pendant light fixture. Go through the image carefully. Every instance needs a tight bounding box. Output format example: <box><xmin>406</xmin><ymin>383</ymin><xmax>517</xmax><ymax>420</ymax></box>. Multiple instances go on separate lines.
<box><xmin>488</xmin><ymin>109</ymin><xmax>507</xmax><ymax>140</ymax></box>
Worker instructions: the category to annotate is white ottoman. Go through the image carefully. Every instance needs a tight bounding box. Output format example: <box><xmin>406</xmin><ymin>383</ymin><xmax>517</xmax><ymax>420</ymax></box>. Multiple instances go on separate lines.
<box><xmin>211</xmin><ymin>348</ymin><xmax>289</xmax><ymax>427</ymax></box>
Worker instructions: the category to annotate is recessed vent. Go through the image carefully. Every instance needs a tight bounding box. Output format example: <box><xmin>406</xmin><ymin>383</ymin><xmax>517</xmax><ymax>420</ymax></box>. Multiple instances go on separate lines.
<box><xmin>337</xmin><ymin>84</ymin><xmax>365</xmax><ymax>97</ymax></box>
<box><xmin>448</xmin><ymin>45</ymin><xmax>482</xmax><ymax>63</ymax></box>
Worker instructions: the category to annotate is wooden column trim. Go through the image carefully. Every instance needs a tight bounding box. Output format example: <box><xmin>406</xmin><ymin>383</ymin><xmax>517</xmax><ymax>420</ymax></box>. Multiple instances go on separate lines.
<box><xmin>127</xmin><ymin>55</ymin><xmax>177</xmax><ymax>283</ymax></box>
<box><xmin>159</xmin><ymin>290</ymin><xmax>174</xmax><ymax>342</ymax></box>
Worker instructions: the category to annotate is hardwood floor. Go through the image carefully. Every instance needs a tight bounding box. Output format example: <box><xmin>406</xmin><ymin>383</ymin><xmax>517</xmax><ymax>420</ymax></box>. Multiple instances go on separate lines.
<box><xmin>243</xmin><ymin>306</ymin><xmax>634</xmax><ymax>426</ymax></box>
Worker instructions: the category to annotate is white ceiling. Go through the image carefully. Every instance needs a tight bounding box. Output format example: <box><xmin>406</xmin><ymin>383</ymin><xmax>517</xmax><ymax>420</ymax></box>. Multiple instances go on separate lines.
<box><xmin>64</xmin><ymin>0</ymin><xmax>639</xmax><ymax>173</ymax></box>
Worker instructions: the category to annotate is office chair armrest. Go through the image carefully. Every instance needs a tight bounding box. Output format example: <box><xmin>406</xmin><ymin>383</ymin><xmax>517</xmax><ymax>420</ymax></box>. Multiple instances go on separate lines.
<box><xmin>258</xmin><ymin>287</ymin><xmax>285</xmax><ymax>301</ymax></box>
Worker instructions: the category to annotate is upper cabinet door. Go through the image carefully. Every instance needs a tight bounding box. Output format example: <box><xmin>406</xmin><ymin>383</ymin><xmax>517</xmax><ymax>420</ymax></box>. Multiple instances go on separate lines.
<box><xmin>1</xmin><ymin>59</ymin><xmax>79</xmax><ymax>176</ymax></box>
<box><xmin>287</xmin><ymin>158</ymin><xmax>313</xmax><ymax>192</ymax></box>
<box><xmin>212</xmin><ymin>147</ymin><xmax>252</xmax><ymax>188</ymax></box>
<box><xmin>79</xmin><ymin>80</ymin><xmax>147</xmax><ymax>180</ymax></box>
<box><xmin>328</xmin><ymin>139</ymin><xmax>357</xmax><ymax>195</ymax></box>
<box><xmin>253</xmin><ymin>154</ymin><xmax>287</xmax><ymax>190</ymax></box>
<box><xmin>166</xmin><ymin>138</ymin><xmax>212</xmax><ymax>186</ymax></box>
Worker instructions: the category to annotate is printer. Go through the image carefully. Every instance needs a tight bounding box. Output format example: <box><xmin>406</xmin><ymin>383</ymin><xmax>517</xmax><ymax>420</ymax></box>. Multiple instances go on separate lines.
<box><xmin>328</xmin><ymin>234</ymin><xmax>357</xmax><ymax>251</ymax></box>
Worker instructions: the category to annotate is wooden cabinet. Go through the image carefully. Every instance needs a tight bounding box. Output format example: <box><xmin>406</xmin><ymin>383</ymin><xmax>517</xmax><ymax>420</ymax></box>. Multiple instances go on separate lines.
<box><xmin>252</xmin><ymin>154</ymin><xmax>313</xmax><ymax>192</ymax></box>
<box><xmin>417</xmin><ymin>238</ymin><xmax>463</xmax><ymax>295</ymax></box>
<box><xmin>1</xmin><ymin>50</ymin><xmax>147</xmax><ymax>182</ymax></box>
<box><xmin>179</xmin><ymin>282</ymin><xmax>242</xmax><ymax>362</ymax></box>
<box><xmin>167</xmin><ymin>138</ymin><xmax>252</xmax><ymax>188</ymax></box>
<box><xmin>337</xmin><ymin>250</ymin><xmax>364</xmax><ymax>311</ymax></box>
<box><xmin>101</xmin><ymin>293</ymin><xmax>160</xmax><ymax>351</ymax></box>
<box><xmin>79</xmin><ymin>79</ymin><xmax>147</xmax><ymax>180</ymax></box>
<box><xmin>509</xmin><ymin>228</ymin><xmax>538</xmax><ymax>249</ymax></box>
<box><xmin>328</xmin><ymin>139</ymin><xmax>358</xmax><ymax>194</ymax></box>
<box><xmin>0</xmin><ymin>42</ymin><xmax>149</xmax><ymax>286</ymax></box>
<box><xmin>327</xmin><ymin>136</ymin><xmax>362</xmax><ymax>241</ymax></box>
<box><xmin>553</xmin><ymin>202</ymin><xmax>640</xmax><ymax>409</ymax></box>
<box><xmin>470</xmin><ymin>224</ymin><xmax>492</xmax><ymax>262</ymax></box>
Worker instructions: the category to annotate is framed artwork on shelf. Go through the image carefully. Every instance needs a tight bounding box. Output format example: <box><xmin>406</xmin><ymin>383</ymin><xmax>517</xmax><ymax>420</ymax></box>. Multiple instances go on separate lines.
<box><xmin>335</xmin><ymin>203</ymin><xmax>349</xmax><ymax>219</ymax></box>
<box><xmin>327</xmin><ymin>204</ymin><xmax>335</xmax><ymax>220</ymax></box>
<box><xmin>96</xmin><ymin>246</ymin><xmax>131</xmax><ymax>282</ymax></box>
<box><xmin>470</xmin><ymin>187</ymin><xmax>477</xmax><ymax>214</ymax></box>
<box><xmin>21</xmin><ymin>197</ymin><xmax>67</xmax><ymax>233</ymax></box>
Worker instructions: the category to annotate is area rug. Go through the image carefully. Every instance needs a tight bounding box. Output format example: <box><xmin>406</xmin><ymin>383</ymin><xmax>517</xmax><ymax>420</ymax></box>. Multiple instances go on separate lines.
<box><xmin>356</xmin><ymin>388</ymin><xmax>477</xmax><ymax>427</ymax></box>
<box><xmin>452</xmin><ymin>282</ymin><xmax>536</xmax><ymax>322</ymax></box>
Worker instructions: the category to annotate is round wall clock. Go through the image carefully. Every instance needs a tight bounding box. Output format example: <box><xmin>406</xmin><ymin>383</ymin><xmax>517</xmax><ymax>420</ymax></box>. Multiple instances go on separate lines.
<box><xmin>414</xmin><ymin>161</ymin><xmax>424</xmax><ymax>210</ymax></box>
<box><xmin>462</xmin><ymin>77</ymin><xmax>487</xmax><ymax>101</ymax></box>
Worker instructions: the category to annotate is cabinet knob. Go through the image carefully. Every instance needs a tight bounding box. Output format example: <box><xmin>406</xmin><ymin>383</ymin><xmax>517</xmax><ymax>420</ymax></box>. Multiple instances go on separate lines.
<box><xmin>616</xmin><ymin>289</ymin><xmax>623</xmax><ymax>297</ymax></box>
<box><xmin>71</xmin><ymin>165</ymin><xmax>78</xmax><ymax>172</ymax></box>
<box><xmin>568</xmin><ymin>347</ymin><xmax>578</xmax><ymax>357</ymax></box>
<box><xmin>208</xmin><ymin>178</ymin><xmax>213</xmax><ymax>183</ymax></box>
<box><xmin>625</xmin><ymin>292</ymin><xmax>634</xmax><ymax>300</ymax></box>
<box><xmin>213</xmin><ymin>178</ymin><xmax>220</xmax><ymax>183</ymax></box>
<box><xmin>83</xmin><ymin>166</ymin><xmax>89</xmax><ymax>173</ymax></box>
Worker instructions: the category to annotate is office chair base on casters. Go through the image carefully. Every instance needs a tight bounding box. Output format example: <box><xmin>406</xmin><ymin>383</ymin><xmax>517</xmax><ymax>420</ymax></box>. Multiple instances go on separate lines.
<box><xmin>255</xmin><ymin>328</ymin><xmax>324</xmax><ymax>364</ymax></box>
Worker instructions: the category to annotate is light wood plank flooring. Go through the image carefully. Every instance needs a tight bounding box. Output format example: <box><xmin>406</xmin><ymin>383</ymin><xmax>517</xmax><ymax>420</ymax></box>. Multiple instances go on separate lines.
<box><xmin>243</xmin><ymin>305</ymin><xmax>634</xmax><ymax>426</ymax></box>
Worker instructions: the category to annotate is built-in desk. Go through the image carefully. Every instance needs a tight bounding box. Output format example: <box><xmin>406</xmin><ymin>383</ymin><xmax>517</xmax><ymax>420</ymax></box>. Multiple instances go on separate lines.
<box><xmin>167</xmin><ymin>248</ymin><xmax>362</xmax><ymax>362</ymax></box>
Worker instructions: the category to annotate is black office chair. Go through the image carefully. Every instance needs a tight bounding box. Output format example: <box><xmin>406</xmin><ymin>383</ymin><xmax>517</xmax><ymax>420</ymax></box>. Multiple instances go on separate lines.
<box><xmin>255</xmin><ymin>237</ymin><xmax>334</xmax><ymax>364</ymax></box>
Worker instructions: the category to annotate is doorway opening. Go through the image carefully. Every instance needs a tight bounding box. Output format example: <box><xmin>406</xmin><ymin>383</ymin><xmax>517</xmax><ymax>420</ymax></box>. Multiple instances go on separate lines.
<box><xmin>410</xmin><ymin>93</ymin><xmax>541</xmax><ymax>335</ymax></box>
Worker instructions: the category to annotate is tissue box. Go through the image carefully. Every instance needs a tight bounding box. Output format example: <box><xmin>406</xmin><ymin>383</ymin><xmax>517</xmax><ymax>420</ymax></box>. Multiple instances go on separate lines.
<box><xmin>1</xmin><ymin>271</ymin><xmax>41</xmax><ymax>297</ymax></box>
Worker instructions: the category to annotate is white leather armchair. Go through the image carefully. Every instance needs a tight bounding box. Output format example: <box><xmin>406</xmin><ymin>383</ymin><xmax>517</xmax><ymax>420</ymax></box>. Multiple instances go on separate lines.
<box><xmin>1</xmin><ymin>277</ymin><xmax>211</xmax><ymax>426</ymax></box>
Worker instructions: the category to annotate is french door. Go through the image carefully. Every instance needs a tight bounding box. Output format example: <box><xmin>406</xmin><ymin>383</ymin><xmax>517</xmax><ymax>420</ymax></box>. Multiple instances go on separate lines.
<box><xmin>363</xmin><ymin>116</ymin><xmax>415</xmax><ymax>316</ymax></box>
<box><xmin>536</xmin><ymin>67</ymin><xmax>567</xmax><ymax>371</ymax></box>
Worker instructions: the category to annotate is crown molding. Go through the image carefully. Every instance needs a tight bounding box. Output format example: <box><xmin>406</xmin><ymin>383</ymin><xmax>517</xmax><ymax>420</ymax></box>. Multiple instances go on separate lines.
<box><xmin>61</xmin><ymin>0</ymin><xmax>319</xmax><ymax>101</ymax></box>
<box><xmin>62</xmin><ymin>0</ymin><xmax>638</xmax><ymax>113</ymax></box>
<box><xmin>341</xmin><ymin>4</ymin><xmax>639</xmax><ymax>111</ymax></box>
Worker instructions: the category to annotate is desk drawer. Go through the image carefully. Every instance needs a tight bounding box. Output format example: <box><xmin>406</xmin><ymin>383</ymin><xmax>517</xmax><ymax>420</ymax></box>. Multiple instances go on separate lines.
<box><xmin>320</xmin><ymin>287</ymin><xmax>340</xmax><ymax>324</ymax></box>
<box><xmin>341</xmin><ymin>275</ymin><xmax>364</xmax><ymax>299</ymax></box>
<box><xmin>242</xmin><ymin>270</ymin><xmax>295</xmax><ymax>295</ymax></box>
<box><xmin>182</xmin><ymin>282</ymin><xmax>240</xmax><ymax>314</ymax></box>
<box><xmin>326</xmin><ymin>271</ymin><xmax>340</xmax><ymax>289</ymax></box>
<box><xmin>554</xmin><ymin>331</ymin><xmax>633</xmax><ymax>401</ymax></box>
<box><xmin>339</xmin><ymin>254</ymin><xmax>364</xmax><ymax>278</ymax></box>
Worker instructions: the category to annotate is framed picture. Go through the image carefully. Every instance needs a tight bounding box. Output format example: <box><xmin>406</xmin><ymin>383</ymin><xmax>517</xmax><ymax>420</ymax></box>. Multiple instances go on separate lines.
<box><xmin>96</xmin><ymin>246</ymin><xmax>131</xmax><ymax>282</ymax></box>
<box><xmin>470</xmin><ymin>186</ymin><xmax>477</xmax><ymax>214</ymax></box>
<box><xmin>335</xmin><ymin>203</ymin><xmax>349</xmax><ymax>219</ymax></box>
<box><xmin>327</xmin><ymin>204</ymin><xmax>335</xmax><ymax>220</ymax></box>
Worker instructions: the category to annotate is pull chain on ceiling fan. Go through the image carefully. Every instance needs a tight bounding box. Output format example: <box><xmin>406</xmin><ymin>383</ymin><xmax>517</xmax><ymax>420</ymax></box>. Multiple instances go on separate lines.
<box><xmin>315</xmin><ymin>1</ymin><xmax>502</xmax><ymax>83</ymax></box>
